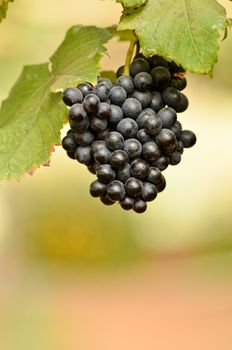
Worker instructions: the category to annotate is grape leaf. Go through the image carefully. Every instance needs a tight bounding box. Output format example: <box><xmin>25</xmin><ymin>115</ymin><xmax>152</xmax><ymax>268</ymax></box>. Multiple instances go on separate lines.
<box><xmin>119</xmin><ymin>0</ymin><xmax>228</xmax><ymax>75</ymax></box>
<box><xmin>116</xmin><ymin>0</ymin><xmax>147</xmax><ymax>7</ymax></box>
<box><xmin>0</xmin><ymin>64</ymin><xmax>66</xmax><ymax>180</ymax></box>
<box><xmin>50</xmin><ymin>25</ymin><xmax>112</xmax><ymax>92</ymax></box>
<box><xmin>0</xmin><ymin>0</ymin><xmax>14</xmax><ymax>22</ymax></box>
<box><xmin>100</xmin><ymin>70</ymin><xmax>117</xmax><ymax>82</ymax></box>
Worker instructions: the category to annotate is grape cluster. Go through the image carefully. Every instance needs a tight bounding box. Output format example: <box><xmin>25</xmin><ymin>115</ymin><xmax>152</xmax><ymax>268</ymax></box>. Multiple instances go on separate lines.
<box><xmin>61</xmin><ymin>54</ymin><xmax>196</xmax><ymax>213</ymax></box>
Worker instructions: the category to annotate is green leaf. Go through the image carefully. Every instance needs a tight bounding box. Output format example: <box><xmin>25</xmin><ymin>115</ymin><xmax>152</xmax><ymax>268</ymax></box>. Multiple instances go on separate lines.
<box><xmin>0</xmin><ymin>0</ymin><xmax>14</xmax><ymax>22</ymax></box>
<box><xmin>116</xmin><ymin>0</ymin><xmax>147</xmax><ymax>7</ymax></box>
<box><xmin>0</xmin><ymin>64</ymin><xmax>66</xmax><ymax>180</ymax></box>
<box><xmin>119</xmin><ymin>0</ymin><xmax>228</xmax><ymax>75</ymax></box>
<box><xmin>50</xmin><ymin>25</ymin><xmax>112</xmax><ymax>92</ymax></box>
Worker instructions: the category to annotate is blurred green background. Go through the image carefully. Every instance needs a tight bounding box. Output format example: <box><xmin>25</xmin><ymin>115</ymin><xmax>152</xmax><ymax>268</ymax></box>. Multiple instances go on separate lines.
<box><xmin>0</xmin><ymin>1</ymin><xmax>232</xmax><ymax>349</ymax></box>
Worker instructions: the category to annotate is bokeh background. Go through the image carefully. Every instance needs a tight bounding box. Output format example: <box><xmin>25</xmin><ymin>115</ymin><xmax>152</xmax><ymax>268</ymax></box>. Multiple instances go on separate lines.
<box><xmin>0</xmin><ymin>0</ymin><xmax>232</xmax><ymax>349</ymax></box>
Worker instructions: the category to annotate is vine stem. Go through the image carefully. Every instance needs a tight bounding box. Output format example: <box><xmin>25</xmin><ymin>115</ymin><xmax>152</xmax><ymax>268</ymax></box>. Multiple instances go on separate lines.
<box><xmin>123</xmin><ymin>36</ymin><xmax>138</xmax><ymax>76</ymax></box>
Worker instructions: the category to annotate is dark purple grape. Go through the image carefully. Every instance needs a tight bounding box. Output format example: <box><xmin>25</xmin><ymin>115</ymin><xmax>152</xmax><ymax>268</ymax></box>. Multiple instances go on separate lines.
<box><xmin>168</xmin><ymin>151</ymin><xmax>182</xmax><ymax>165</ymax></box>
<box><xmin>133</xmin><ymin>199</ymin><xmax>147</xmax><ymax>213</ymax></box>
<box><xmin>146</xmin><ymin>167</ymin><xmax>162</xmax><ymax>185</ymax></box>
<box><xmin>137</xmin><ymin>129</ymin><xmax>152</xmax><ymax>144</ymax></box>
<box><xmin>97</xmin><ymin>77</ymin><xmax>113</xmax><ymax>89</ymax></box>
<box><xmin>115</xmin><ymin>76</ymin><xmax>135</xmax><ymax>94</ymax></box>
<box><xmin>68</xmin><ymin>104</ymin><xmax>87</xmax><ymax>121</ymax></box>
<box><xmin>75</xmin><ymin>146</ymin><xmax>93</xmax><ymax>166</ymax></box>
<box><xmin>124</xmin><ymin>139</ymin><xmax>142</xmax><ymax>159</ymax></box>
<box><xmin>74</xmin><ymin>130</ymin><xmax>95</xmax><ymax>146</ymax></box>
<box><xmin>105</xmin><ymin>131</ymin><xmax>124</xmax><ymax>151</ymax></box>
<box><xmin>109</xmin><ymin>105</ymin><xmax>123</xmax><ymax>125</ymax></box>
<box><xmin>96</xmin><ymin>164</ymin><xmax>116</xmax><ymax>184</ymax></box>
<box><xmin>141</xmin><ymin>182</ymin><xmax>157</xmax><ymax>202</ymax></box>
<box><xmin>62</xmin><ymin>87</ymin><xmax>83</xmax><ymax>106</ymax></box>
<box><xmin>175</xmin><ymin>93</ymin><xmax>189</xmax><ymax>113</ymax></box>
<box><xmin>120</xmin><ymin>196</ymin><xmax>134</xmax><ymax>210</ymax></box>
<box><xmin>97</xmin><ymin>102</ymin><xmax>111</xmax><ymax>119</ymax></box>
<box><xmin>162</xmin><ymin>87</ymin><xmax>181</xmax><ymax>109</ymax></box>
<box><xmin>92</xmin><ymin>83</ymin><xmax>110</xmax><ymax>101</ymax></box>
<box><xmin>180</xmin><ymin>130</ymin><xmax>197</xmax><ymax>148</ymax></box>
<box><xmin>122</xmin><ymin>98</ymin><xmax>142</xmax><ymax>119</ymax></box>
<box><xmin>152</xmin><ymin>156</ymin><xmax>169</xmax><ymax>171</ymax></box>
<box><xmin>130</xmin><ymin>58</ymin><xmax>150</xmax><ymax>77</ymax></box>
<box><xmin>93</xmin><ymin>146</ymin><xmax>111</xmax><ymax>164</ymax></box>
<box><xmin>158</xmin><ymin>107</ymin><xmax>177</xmax><ymax>128</ymax></box>
<box><xmin>90</xmin><ymin>115</ymin><xmax>107</xmax><ymax>133</ymax></box>
<box><xmin>109</xmin><ymin>86</ymin><xmax>127</xmax><ymax>106</ymax></box>
<box><xmin>62</xmin><ymin>134</ymin><xmax>77</xmax><ymax>151</ymax></box>
<box><xmin>110</xmin><ymin>150</ymin><xmax>129</xmax><ymax>170</ymax></box>
<box><xmin>106</xmin><ymin>180</ymin><xmax>126</xmax><ymax>201</ymax></box>
<box><xmin>131</xmin><ymin>159</ymin><xmax>149</xmax><ymax>179</ymax></box>
<box><xmin>90</xmin><ymin>180</ymin><xmax>106</xmax><ymax>198</ymax></box>
<box><xmin>116</xmin><ymin>65</ymin><xmax>124</xmax><ymax>78</ymax></box>
<box><xmin>83</xmin><ymin>94</ymin><xmax>100</xmax><ymax>113</ymax></box>
<box><xmin>170</xmin><ymin>77</ymin><xmax>187</xmax><ymax>91</ymax></box>
<box><xmin>150</xmin><ymin>91</ymin><xmax>165</xmax><ymax>112</ymax></box>
<box><xmin>134</xmin><ymin>72</ymin><xmax>153</xmax><ymax>91</ymax></box>
<box><xmin>142</xmin><ymin>141</ymin><xmax>161</xmax><ymax>161</ymax></box>
<box><xmin>77</xmin><ymin>82</ymin><xmax>93</xmax><ymax>97</ymax></box>
<box><xmin>117</xmin><ymin>118</ymin><xmax>138</xmax><ymax>139</ymax></box>
<box><xmin>125</xmin><ymin>177</ymin><xmax>143</xmax><ymax>198</ymax></box>
<box><xmin>151</xmin><ymin>66</ymin><xmax>171</xmax><ymax>91</ymax></box>
<box><xmin>148</xmin><ymin>55</ymin><xmax>169</xmax><ymax>68</ymax></box>
<box><xmin>117</xmin><ymin>164</ymin><xmax>131</xmax><ymax>183</ymax></box>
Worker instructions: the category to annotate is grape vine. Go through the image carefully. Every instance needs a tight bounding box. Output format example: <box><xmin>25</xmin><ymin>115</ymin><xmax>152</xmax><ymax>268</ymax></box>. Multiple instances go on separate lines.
<box><xmin>0</xmin><ymin>0</ymin><xmax>231</xmax><ymax>212</ymax></box>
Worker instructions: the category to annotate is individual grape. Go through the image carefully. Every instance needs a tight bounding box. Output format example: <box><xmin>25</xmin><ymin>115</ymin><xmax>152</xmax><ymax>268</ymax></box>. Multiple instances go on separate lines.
<box><xmin>137</xmin><ymin>129</ymin><xmax>152</xmax><ymax>144</ymax></box>
<box><xmin>158</xmin><ymin>107</ymin><xmax>177</xmax><ymax>128</ymax></box>
<box><xmin>142</xmin><ymin>141</ymin><xmax>161</xmax><ymax>161</ymax></box>
<box><xmin>106</xmin><ymin>180</ymin><xmax>126</xmax><ymax>201</ymax></box>
<box><xmin>83</xmin><ymin>94</ymin><xmax>100</xmax><ymax>113</ymax></box>
<box><xmin>170</xmin><ymin>77</ymin><xmax>187</xmax><ymax>91</ymax></box>
<box><xmin>69</xmin><ymin>117</ymin><xmax>89</xmax><ymax>133</ymax></box>
<box><xmin>105</xmin><ymin>131</ymin><xmax>124</xmax><ymax>151</ymax></box>
<box><xmin>133</xmin><ymin>199</ymin><xmax>147</xmax><ymax>213</ymax></box>
<box><xmin>92</xmin><ymin>83</ymin><xmax>110</xmax><ymax>101</ymax></box>
<box><xmin>68</xmin><ymin>103</ymin><xmax>87</xmax><ymax>121</ymax></box>
<box><xmin>124</xmin><ymin>139</ymin><xmax>142</xmax><ymax>159</ymax></box>
<box><xmin>77</xmin><ymin>82</ymin><xmax>93</xmax><ymax>97</ymax></box>
<box><xmin>117</xmin><ymin>118</ymin><xmax>138</xmax><ymax>139</ymax></box>
<box><xmin>125</xmin><ymin>177</ymin><xmax>143</xmax><ymax>197</ymax></box>
<box><xmin>150</xmin><ymin>91</ymin><xmax>165</xmax><ymax>112</ymax></box>
<box><xmin>136</xmin><ymin>109</ymin><xmax>156</xmax><ymax>129</ymax></box>
<box><xmin>109</xmin><ymin>105</ymin><xmax>123</xmax><ymax>125</ymax></box>
<box><xmin>97</xmin><ymin>77</ymin><xmax>113</xmax><ymax>89</ymax></box>
<box><xmin>146</xmin><ymin>167</ymin><xmax>162</xmax><ymax>185</ymax></box>
<box><xmin>144</xmin><ymin>115</ymin><xmax>162</xmax><ymax>136</ymax></box>
<box><xmin>117</xmin><ymin>164</ymin><xmax>131</xmax><ymax>183</ymax></box>
<box><xmin>96</xmin><ymin>164</ymin><xmax>116</xmax><ymax>184</ymax></box>
<box><xmin>152</xmin><ymin>156</ymin><xmax>169</xmax><ymax>171</ymax></box>
<box><xmin>62</xmin><ymin>87</ymin><xmax>83</xmax><ymax>106</ymax></box>
<box><xmin>93</xmin><ymin>146</ymin><xmax>111</xmax><ymax>164</ymax></box>
<box><xmin>148</xmin><ymin>55</ymin><xmax>169</xmax><ymax>68</ymax></box>
<box><xmin>132</xmin><ymin>90</ymin><xmax>152</xmax><ymax>109</ymax></box>
<box><xmin>120</xmin><ymin>196</ymin><xmax>134</xmax><ymax>210</ymax></box>
<box><xmin>89</xmin><ymin>115</ymin><xmax>107</xmax><ymax>133</ymax></box>
<box><xmin>100</xmin><ymin>196</ymin><xmax>115</xmax><ymax>205</ymax></box>
<box><xmin>122</xmin><ymin>98</ymin><xmax>142</xmax><ymax>119</ymax></box>
<box><xmin>75</xmin><ymin>146</ymin><xmax>93</xmax><ymax>166</ymax></box>
<box><xmin>116</xmin><ymin>65</ymin><xmax>124</xmax><ymax>78</ymax></box>
<box><xmin>141</xmin><ymin>182</ymin><xmax>157</xmax><ymax>202</ymax></box>
<box><xmin>97</xmin><ymin>102</ymin><xmax>111</xmax><ymax>119</ymax></box>
<box><xmin>175</xmin><ymin>93</ymin><xmax>189</xmax><ymax>113</ymax></box>
<box><xmin>134</xmin><ymin>72</ymin><xmax>153</xmax><ymax>91</ymax></box>
<box><xmin>180</xmin><ymin>130</ymin><xmax>197</xmax><ymax>148</ymax></box>
<box><xmin>115</xmin><ymin>76</ymin><xmax>135</xmax><ymax>94</ymax></box>
<box><xmin>109</xmin><ymin>86</ymin><xmax>127</xmax><ymax>106</ymax></box>
<box><xmin>155</xmin><ymin>174</ymin><xmax>166</xmax><ymax>192</ymax></box>
<box><xmin>130</xmin><ymin>58</ymin><xmax>150</xmax><ymax>77</ymax></box>
<box><xmin>131</xmin><ymin>159</ymin><xmax>149</xmax><ymax>179</ymax></box>
<box><xmin>74</xmin><ymin>130</ymin><xmax>95</xmax><ymax>146</ymax></box>
<box><xmin>110</xmin><ymin>150</ymin><xmax>129</xmax><ymax>170</ymax></box>
<box><xmin>62</xmin><ymin>134</ymin><xmax>77</xmax><ymax>151</ymax></box>
<box><xmin>90</xmin><ymin>180</ymin><xmax>106</xmax><ymax>198</ymax></box>
<box><xmin>156</xmin><ymin>129</ymin><xmax>177</xmax><ymax>152</ymax></box>
<box><xmin>151</xmin><ymin>66</ymin><xmax>171</xmax><ymax>91</ymax></box>
<box><xmin>162</xmin><ymin>87</ymin><xmax>181</xmax><ymax>109</ymax></box>
<box><xmin>169</xmin><ymin>151</ymin><xmax>182</xmax><ymax>165</ymax></box>
<box><xmin>91</xmin><ymin>140</ymin><xmax>106</xmax><ymax>153</ymax></box>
